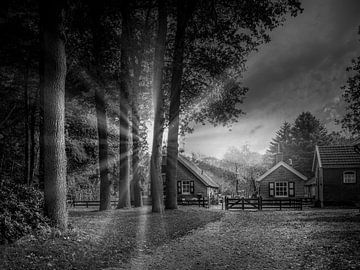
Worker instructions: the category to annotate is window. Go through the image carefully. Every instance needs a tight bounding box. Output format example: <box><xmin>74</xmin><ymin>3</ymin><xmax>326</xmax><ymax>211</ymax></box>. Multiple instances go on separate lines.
<box><xmin>269</xmin><ymin>182</ymin><xmax>274</xmax><ymax>197</ymax></box>
<box><xmin>288</xmin><ymin>182</ymin><xmax>295</xmax><ymax>197</ymax></box>
<box><xmin>343</xmin><ymin>171</ymin><xmax>356</xmax><ymax>184</ymax></box>
<box><xmin>275</xmin><ymin>182</ymin><xmax>288</xmax><ymax>197</ymax></box>
<box><xmin>182</xmin><ymin>181</ymin><xmax>191</xmax><ymax>194</ymax></box>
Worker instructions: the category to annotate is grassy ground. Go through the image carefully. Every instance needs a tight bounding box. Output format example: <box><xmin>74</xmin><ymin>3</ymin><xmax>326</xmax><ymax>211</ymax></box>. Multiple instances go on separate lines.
<box><xmin>0</xmin><ymin>206</ymin><xmax>223</xmax><ymax>270</ymax></box>
<box><xmin>144</xmin><ymin>209</ymin><xmax>360</xmax><ymax>270</ymax></box>
<box><xmin>1</xmin><ymin>207</ymin><xmax>360</xmax><ymax>269</ymax></box>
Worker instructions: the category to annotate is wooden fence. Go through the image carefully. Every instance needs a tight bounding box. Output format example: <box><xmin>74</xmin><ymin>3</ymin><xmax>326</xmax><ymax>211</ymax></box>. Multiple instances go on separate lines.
<box><xmin>177</xmin><ymin>197</ymin><xmax>209</xmax><ymax>207</ymax></box>
<box><xmin>68</xmin><ymin>200</ymin><xmax>118</xmax><ymax>208</ymax></box>
<box><xmin>68</xmin><ymin>197</ymin><xmax>209</xmax><ymax>208</ymax></box>
<box><xmin>224</xmin><ymin>197</ymin><xmax>314</xmax><ymax>211</ymax></box>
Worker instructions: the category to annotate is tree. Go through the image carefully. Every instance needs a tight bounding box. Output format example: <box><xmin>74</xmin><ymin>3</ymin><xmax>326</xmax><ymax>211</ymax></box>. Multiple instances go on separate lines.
<box><xmin>165</xmin><ymin>0</ymin><xmax>302</xmax><ymax>209</ymax></box>
<box><xmin>276</xmin><ymin>112</ymin><xmax>329</xmax><ymax>177</ymax></box>
<box><xmin>341</xmin><ymin>53</ymin><xmax>360</xmax><ymax>136</ymax></box>
<box><xmin>40</xmin><ymin>0</ymin><xmax>67</xmax><ymax>230</ymax></box>
<box><xmin>165</xmin><ymin>0</ymin><xmax>198</xmax><ymax>210</ymax></box>
<box><xmin>117</xmin><ymin>1</ymin><xmax>132</xmax><ymax>209</ymax></box>
<box><xmin>267</xmin><ymin>121</ymin><xmax>293</xmax><ymax>164</ymax></box>
<box><xmin>150</xmin><ymin>0</ymin><xmax>167</xmax><ymax>213</ymax></box>
<box><xmin>90</xmin><ymin>1</ymin><xmax>112</xmax><ymax>211</ymax></box>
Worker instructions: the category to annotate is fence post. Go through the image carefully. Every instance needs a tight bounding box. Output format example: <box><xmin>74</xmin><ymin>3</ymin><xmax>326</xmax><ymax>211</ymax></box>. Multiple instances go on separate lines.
<box><xmin>300</xmin><ymin>198</ymin><xmax>303</xmax><ymax>210</ymax></box>
<box><xmin>258</xmin><ymin>197</ymin><xmax>262</xmax><ymax>210</ymax></box>
<box><xmin>242</xmin><ymin>197</ymin><xmax>244</xmax><ymax>210</ymax></box>
<box><xmin>225</xmin><ymin>196</ymin><xmax>228</xmax><ymax>210</ymax></box>
<box><xmin>279</xmin><ymin>199</ymin><xmax>282</xmax><ymax>211</ymax></box>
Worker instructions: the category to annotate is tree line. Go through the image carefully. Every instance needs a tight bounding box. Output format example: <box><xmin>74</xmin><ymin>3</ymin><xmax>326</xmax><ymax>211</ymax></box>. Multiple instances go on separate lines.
<box><xmin>0</xmin><ymin>0</ymin><xmax>303</xmax><ymax>230</ymax></box>
<box><xmin>266</xmin><ymin>111</ymin><xmax>355</xmax><ymax>177</ymax></box>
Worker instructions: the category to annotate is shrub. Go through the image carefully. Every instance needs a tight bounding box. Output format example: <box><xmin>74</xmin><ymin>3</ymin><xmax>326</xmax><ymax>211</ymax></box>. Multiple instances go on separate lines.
<box><xmin>0</xmin><ymin>179</ymin><xmax>48</xmax><ymax>244</ymax></box>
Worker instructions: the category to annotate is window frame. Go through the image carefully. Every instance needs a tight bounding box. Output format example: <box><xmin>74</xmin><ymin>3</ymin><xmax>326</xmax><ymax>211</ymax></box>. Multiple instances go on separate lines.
<box><xmin>275</xmin><ymin>181</ymin><xmax>288</xmax><ymax>198</ymax></box>
<box><xmin>182</xmin><ymin>180</ymin><xmax>191</xmax><ymax>194</ymax></box>
<box><xmin>343</xmin><ymin>170</ymin><xmax>356</xmax><ymax>184</ymax></box>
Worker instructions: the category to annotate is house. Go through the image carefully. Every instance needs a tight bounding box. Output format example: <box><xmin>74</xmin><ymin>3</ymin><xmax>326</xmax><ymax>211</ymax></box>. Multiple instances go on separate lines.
<box><xmin>162</xmin><ymin>155</ymin><xmax>219</xmax><ymax>200</ymax></box>
<box><xmin>312</xmin><ymin>144</ymin><xmax>360</xmax><ymax>207</ymax></box>
<box><xmin>255</xmin><ymin>161</ymin><xmax>308</xmax><ymax>199</ymax></box>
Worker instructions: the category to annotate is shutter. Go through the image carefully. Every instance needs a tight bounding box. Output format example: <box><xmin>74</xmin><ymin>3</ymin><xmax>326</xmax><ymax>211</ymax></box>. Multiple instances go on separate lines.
<box><xmin>289</xmin><ymin>182</ymin><xmax>295</xmax><ymax>197</ymax></box>
<box><xmin>269</xmin><ymin>182</ymin><xmax>274</xmax><ymax>197</ymax></box>
<box><xmin>190</xmin><ymin>181</ymin><xmax>195</xmax><ymax>194</ymax></box>
<box><xmin>177</xmin><ymin>181</ymin><xmax>182</xmax><ymax>194</ymax></box>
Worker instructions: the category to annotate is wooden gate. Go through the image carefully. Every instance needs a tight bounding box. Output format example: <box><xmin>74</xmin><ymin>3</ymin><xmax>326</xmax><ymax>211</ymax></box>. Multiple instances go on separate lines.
<box><xmin>225</xmin><ymin>197</ymin><xmax>307</xmax><ymax>211</ymax></box>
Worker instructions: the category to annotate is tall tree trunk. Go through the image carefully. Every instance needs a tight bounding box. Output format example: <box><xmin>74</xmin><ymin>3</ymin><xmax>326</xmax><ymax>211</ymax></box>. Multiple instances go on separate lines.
<box><xmin>38</xmin><ymin>32</ymin><xmax>45</xmax><ymax>191</ymax></box>
<box><xmin>132</xmin><ymin>106</ymin><xmax>142</xmax><ymax>207</ymax></box>
<box><xmin>90</xmin><ymin>2</ymin><xmax>112</xmax><ymax>211</ymax></box>
<box><xmin>96</xmin><ymin>86</ymin><xmax>111</xmax><ymax>210</ymax></box>
<box><xmin>150</xmin><ymin>0</ymin><xmax>167</xmax><ymax>213</ymax></box>
<box><xmin>29</xmin><ymin>87</ymin><xmax>39</xmax><ymax>185</ymax></box>
<box><xmin>40</xmin><ymin>0</ymin><xmax>67</xmax><ymax>230</ymax></box>
<box><xmin>130</xmin><ymin>5</ymin><xmax>151</xmax><ymax>208</ymax></box>
<box><xmin>117</xmin><ymin>1</ymin><xmax>131</xmax><ymax>209</ymax></box>
<box><xmin>165</xmin><ymin>0</ymin><xmax>196</xmax><ymax>209</ymax></box>
<box><xmin>24</xmin><ymin>62</ymin><xmax>31</xmax><ymax>185</ymax></box>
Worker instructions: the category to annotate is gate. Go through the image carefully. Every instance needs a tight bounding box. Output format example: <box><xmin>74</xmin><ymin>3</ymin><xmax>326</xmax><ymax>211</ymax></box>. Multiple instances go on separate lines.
<box><xmin>225</xmin><ymin>197</ymin><xmax>307</xmax><ymax>211</ymax></box>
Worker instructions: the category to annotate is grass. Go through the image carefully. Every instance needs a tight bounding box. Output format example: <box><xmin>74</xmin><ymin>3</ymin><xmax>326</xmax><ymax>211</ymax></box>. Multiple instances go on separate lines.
<box><xmin>143</xmin><ymin>209</ymin><xmax>360</xmax><ymax>270</ymax></box>
<box><xmin>1</xmin><ymin>208</ymin><xmax>360</xmax><ymax>269</ymax></box>
<box><xmin>0</xmin><ymin>206</ymin><xmax>223</xmax><ymax>270</ymax></box>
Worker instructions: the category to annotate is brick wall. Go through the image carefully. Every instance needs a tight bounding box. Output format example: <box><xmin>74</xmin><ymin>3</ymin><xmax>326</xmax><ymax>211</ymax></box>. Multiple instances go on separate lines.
<box><xmin>259</xmin><ymin>165</ymin><xmax>305</xmax><ymax>199</ymax></box>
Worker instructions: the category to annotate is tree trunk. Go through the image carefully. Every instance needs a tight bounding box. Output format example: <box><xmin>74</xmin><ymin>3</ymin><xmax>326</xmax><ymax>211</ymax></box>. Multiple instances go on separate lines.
<box><xmin>40</xmin><ymin>0</ymin><xmax>67</xmax><ymax>230</ymax></box>
<box><xmin>132</xmin><ymin>103</ymin><xmax>143</xmax><ymax>207</ymax></box>
<box><xmin>165</xmin><ymin>0</ymin><xmax>196</xmax><ymax>209</ymax></box>
<box><xmin>96</xmin><ymin>86</ymin><xmax>111</xmax><ymax>210</ymax></box>
<box><xmin>24</xmin><ymin>62</ymin><xmax>31</xmax><ymax>185</ymax></box>
<box><xmin>90</xmin><ymin>2</ymin><xmax>112</xmax><ymax>211</ymax></box>
<box><xmin>29</xmin><ymin>87</ymin><xmax>39</xmax><ymax>185</ymax></box>
<box><xmin>117</xmin><ymin>1</ymin><xmax>131</xmax><ymax>209</ymax></box>
<box><xmin>150</xmin><ymin>0</ymin><xmax>167</xmax><ymax>213</ymax></box>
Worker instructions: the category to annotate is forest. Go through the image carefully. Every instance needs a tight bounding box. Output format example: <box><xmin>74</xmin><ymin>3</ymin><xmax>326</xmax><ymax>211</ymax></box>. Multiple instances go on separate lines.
<box><xmin>1</xmin><ymin>0</ymin><xmax>359</xmax><ymax>248</ymax></box>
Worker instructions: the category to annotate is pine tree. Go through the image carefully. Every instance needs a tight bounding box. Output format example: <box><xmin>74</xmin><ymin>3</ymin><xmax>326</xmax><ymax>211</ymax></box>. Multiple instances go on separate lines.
<box><xmin>290</xmin><ymin>112</ymin><xmax>330</xmax><ymax>176</ymax></box>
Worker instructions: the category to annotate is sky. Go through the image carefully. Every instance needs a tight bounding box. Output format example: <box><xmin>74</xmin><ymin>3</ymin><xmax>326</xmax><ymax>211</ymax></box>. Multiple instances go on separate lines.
<box><xmin>183</xmin><ymin>0</ymin><xmax>360</xmax><ymax>158</ymax></box>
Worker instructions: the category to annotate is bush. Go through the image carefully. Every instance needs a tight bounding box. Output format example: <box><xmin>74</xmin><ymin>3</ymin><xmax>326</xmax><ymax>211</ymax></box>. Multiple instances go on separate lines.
<box><xmin>0</xmin><ymin>179</ymin><xmax>48</xmax><ymax>244</ymax></box>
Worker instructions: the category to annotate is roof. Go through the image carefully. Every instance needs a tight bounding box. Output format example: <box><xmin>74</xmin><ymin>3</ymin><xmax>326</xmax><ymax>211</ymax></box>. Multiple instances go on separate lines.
<box><xmin>305</xmin><ymin>177</ymin><xmax>316</xmax><ymax>186</ymax></box>
<box><xmin>314</xmin><ymin>145</ymin><xmax>360</xmax><ymax>169</ymax></box>
<box><xmin>178</xmin><ymin>155</ymin><xmax>219</xmax><ymax>188</ymax></box>
<box><xmin>255</xmin><ymin>161</ymin><xmax>307</xmax><ymax>182</ymax></box>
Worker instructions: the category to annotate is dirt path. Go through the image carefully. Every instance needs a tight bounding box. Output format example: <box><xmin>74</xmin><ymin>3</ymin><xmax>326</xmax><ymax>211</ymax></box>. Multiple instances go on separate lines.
<box><xmin>127</xmin><ymin>209</ymin><xmax>360</xmax><ymax>270</ymax></box>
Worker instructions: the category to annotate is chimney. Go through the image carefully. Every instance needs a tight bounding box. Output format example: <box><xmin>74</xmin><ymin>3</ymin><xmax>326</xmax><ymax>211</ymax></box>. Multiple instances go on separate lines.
<box><xmin>275</xmin><ymin>143</ymin><xmax>283</xmax><ymax>164</ymax></box>
<box><xmin>288</xmin><ymin>159</ymin><xmax>293</xmax><ymax>166</ymax></box>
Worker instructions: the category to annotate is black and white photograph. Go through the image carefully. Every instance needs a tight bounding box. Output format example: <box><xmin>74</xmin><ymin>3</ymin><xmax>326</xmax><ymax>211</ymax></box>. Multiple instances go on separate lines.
<box><xmin>1</xmin><ymin>0</ymin><xmax>360</xmax><ymax>269</ymax></box>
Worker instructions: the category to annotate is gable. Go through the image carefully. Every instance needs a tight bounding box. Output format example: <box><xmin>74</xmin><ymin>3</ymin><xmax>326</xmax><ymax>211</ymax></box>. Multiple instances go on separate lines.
<box><xmin>178</xmin><ymin>156</ymin><xmax>219</xmax><ymax>188</ymax></box>
<box><xmin>256</xmin><ymin>161</ymin><xmax>307</xmax><ymax>182</ymax></box>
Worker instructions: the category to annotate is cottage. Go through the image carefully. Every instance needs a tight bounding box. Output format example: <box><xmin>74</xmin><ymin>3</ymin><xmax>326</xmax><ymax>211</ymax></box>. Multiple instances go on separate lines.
<box><xmin>162</xmin><ymin>155</ymin><xmax>219</xmax><ymax>200</ymax></box>
<box><xmin>312</xmin><ymin>144</ymin><xmax>360</xmax><ymax>207</ymax></box>
<box><xmin>256</xmin><ymin>161</ymin><xmax>307</xmax><ymax>199</ymax></box>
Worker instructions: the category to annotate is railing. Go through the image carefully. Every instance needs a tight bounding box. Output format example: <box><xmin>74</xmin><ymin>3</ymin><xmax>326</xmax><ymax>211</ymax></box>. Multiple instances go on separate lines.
<box><xmin>225</xmin><ymin>197</ymin><xmax>314</xmax><ymax>211</ymax></box>
<box><xmin>68</xmin><ymin>200</ymin><xmax>118</xmax><ymax>208</ymax></box>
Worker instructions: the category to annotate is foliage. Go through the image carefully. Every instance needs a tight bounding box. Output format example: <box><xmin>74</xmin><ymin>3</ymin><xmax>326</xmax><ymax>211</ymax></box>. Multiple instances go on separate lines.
<box><xmin>179</xmin><ymin>0</ymin><xmax>303</xmax><ymax>133</ymax></box>
<box><xmin>267</xmin><ymin>112</ymin><xmax>331</xmax><ymax>176</ymax></box>
<box><xmin>0</xmin><ymin>178</ymin><xmax>48</xmax><ymax>244</ymax></box>
<box><xmin>340</xmin><ymin>54</ymin><xmax>360</xmax><ymax>135</ymax></box>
